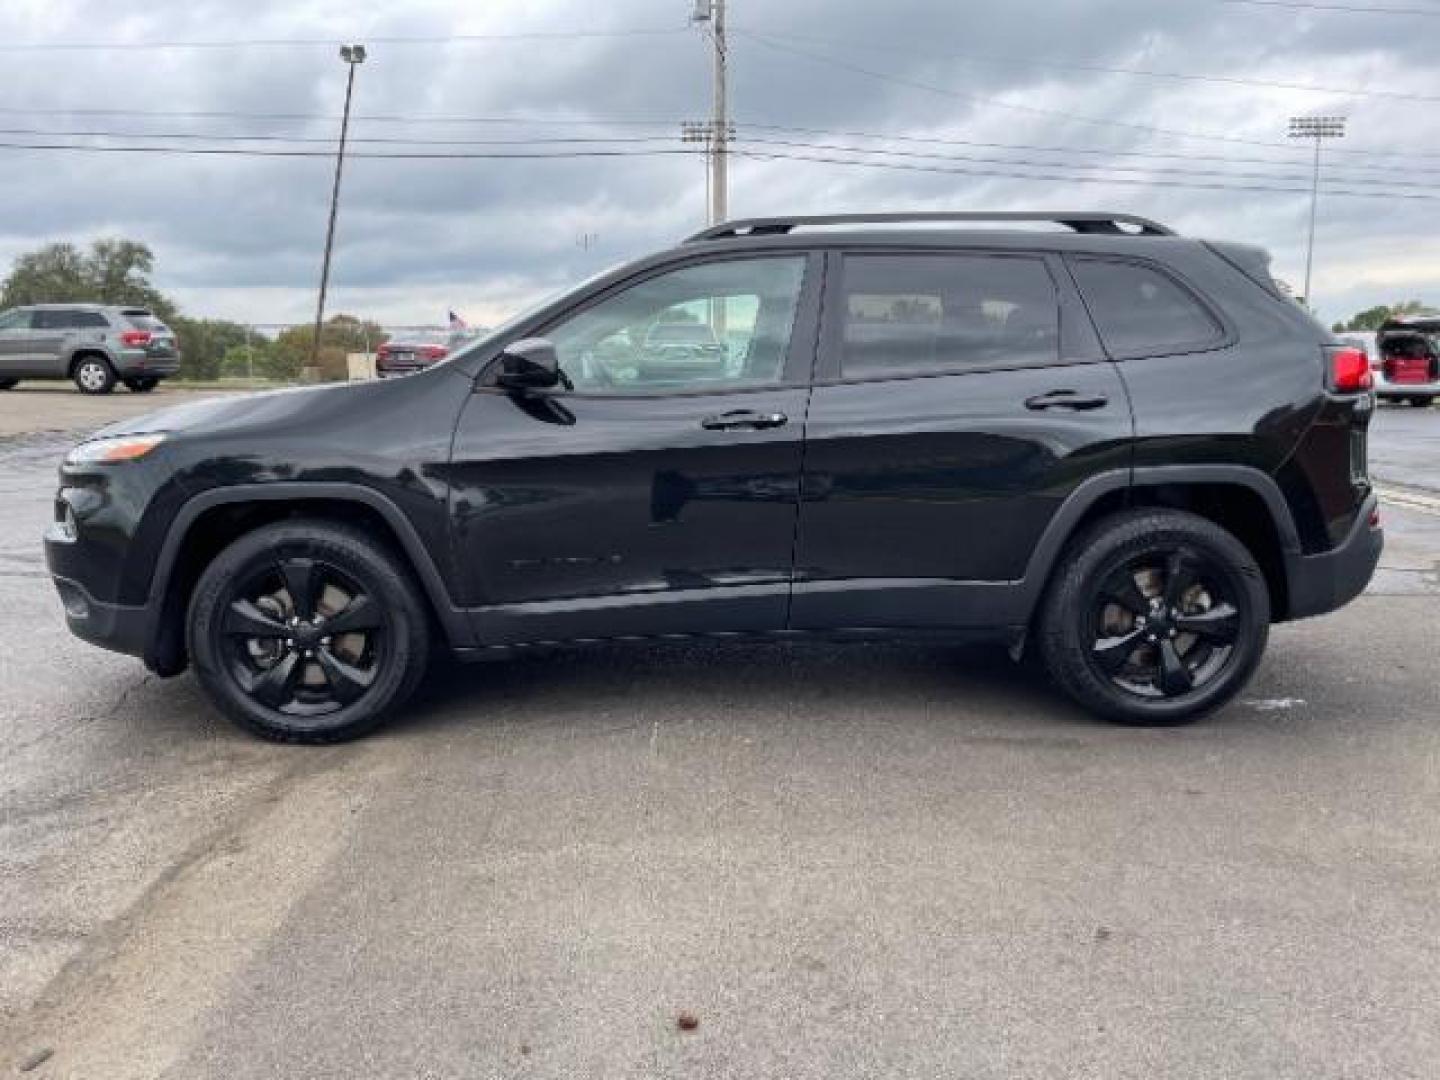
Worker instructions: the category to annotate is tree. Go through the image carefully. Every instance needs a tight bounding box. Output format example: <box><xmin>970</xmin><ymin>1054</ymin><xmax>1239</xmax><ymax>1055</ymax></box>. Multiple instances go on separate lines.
<box><xmin>273</xmin><ymin>314</ymin><xmax>386</xmax><ymax>382</ymax></box>
<box><xmin>169</xmin><ymin>318</ymin><xmax>251</xmax><ymax>381</ymax></box>
<box><xmin>220</xmin><ymin>342</ymin><xmax>277</xmax><ymax>379</ymax></box>
<box><xmin>1335</xmin><ymin>300</ymin><xmax>1431</xmax><ymax>333</ymax></box>
<box><xmin>0</xmin><ymin>238</ymin><xmax>177</xmax><ymax>322</ymax></box>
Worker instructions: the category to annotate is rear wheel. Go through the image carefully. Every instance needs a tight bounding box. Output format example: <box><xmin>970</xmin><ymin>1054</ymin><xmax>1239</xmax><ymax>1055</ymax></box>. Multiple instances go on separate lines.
<box><xmin>1038</xmin><ymin>510</ymin><xmax>1269</xmax><ymax>725</ymax></box>
<box><xmin>187</xmin><ymin>520</ymin><xmax>430</xmax><ymax>743</ymax></box>
<box><xmin>1407</xmin><ymin>396</ymin><xmax>1433</xmax><ymax>408</ymax></box>
<box><xmin>72</xmin><ymin>355</ymin><xmax>116</xmax><ymax>394</ymax></box>
<box><xmin>123</xmin><ymin>376</ymin><xmax>159</xmax><ymax>393</ymax></box>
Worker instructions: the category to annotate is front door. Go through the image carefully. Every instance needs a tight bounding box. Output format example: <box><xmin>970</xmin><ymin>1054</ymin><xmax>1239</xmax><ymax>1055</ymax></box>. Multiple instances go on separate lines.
<box><xmin>450</xmin><ymin>253</ymin><xmax>820</xmax><ymax>646</ymax></box>
<box><xmin>792</xmin><ymin>249</ymin><xmax>1133</xmax><ymax>630</ymax></box>
<box><xmin>0</xmin><ymin>308</ymin><xmax>35</xmax><ymax>377</ymax></box>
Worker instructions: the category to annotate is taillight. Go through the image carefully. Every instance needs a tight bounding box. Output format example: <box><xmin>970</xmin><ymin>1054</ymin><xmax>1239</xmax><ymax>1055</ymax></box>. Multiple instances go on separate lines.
<box><xmin>421</xmin><ymin>345</ymin><xmax>449</xmax><ymax>360</ymax></box>
<box><xmin>1329</xmin><ymin>346</ymin><xmax>1372</xmax><ymax>393</ymax></box>
<box><xmin>120</xmin><ymin>329</ymin><xmax>152</xmax><ymax>347</ymax></box>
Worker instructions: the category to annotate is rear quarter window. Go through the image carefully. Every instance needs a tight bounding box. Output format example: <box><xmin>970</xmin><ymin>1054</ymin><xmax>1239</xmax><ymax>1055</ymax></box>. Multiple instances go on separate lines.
<box><xmin>1069</xmin><ymin>257</ymin><xmax>1223</xmax><ymax>358</ymax></box>
<box><xmin>122</xmin><ymin>311</ymin><xmax>168</xmax><ymax>331</ymax></box>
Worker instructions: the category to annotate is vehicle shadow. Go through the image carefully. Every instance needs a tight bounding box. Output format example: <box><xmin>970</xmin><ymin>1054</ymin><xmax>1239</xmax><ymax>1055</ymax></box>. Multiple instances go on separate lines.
<box><xmin>396</xmin><ymin>639</ymin><xmax>1103</xmax><ymax>741</ymax></box>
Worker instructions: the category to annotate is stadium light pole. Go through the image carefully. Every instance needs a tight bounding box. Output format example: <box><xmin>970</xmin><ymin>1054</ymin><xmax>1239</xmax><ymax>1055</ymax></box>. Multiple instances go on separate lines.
<box><xmin>311</xmin><ymin>43</ymin><xmax>367</xmax><ymax>367</ymax></box>
<box><xmin>1288</xmin><ymin>115</ymin><xmax>1346</xmax><ymax>310</ymax></box>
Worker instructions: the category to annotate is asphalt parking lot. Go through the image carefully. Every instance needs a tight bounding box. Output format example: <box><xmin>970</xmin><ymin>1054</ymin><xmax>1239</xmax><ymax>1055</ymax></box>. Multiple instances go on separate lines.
<box><xmin>1</xmin><ymin>388</ymin><xmax>1438</xmax><ymax>1078</ymax></box>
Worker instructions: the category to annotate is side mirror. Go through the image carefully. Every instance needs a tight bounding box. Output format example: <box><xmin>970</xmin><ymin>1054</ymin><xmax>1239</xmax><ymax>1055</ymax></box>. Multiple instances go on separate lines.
<box><xmin>495</xmin><ymin>338</ymin><xmax>561</xmax><ymax>391</ymax></box>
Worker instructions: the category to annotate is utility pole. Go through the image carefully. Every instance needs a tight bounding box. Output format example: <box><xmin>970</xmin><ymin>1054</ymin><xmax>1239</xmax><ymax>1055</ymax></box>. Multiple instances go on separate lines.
<box><xmin>1288</xmin><ymin>115</ymin><xmax>1345</xmax><ymax>310</ymax></box>
<box><xmin>688</xmin><ymin>0</ymin><xmax>731</xmax><ymax>226</ymax></box>
<box><xmin>312</xmin><ymin>43</ymin><xmax>367</xmax><ymax>367</ymax></box>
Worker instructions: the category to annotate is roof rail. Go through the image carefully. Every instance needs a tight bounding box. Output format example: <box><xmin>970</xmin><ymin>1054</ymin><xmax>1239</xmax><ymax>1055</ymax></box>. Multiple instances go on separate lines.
<box><xmin>685</xmin><ymin>211</ymin><xmax>1176</xmax><ymax>242</ymax></box>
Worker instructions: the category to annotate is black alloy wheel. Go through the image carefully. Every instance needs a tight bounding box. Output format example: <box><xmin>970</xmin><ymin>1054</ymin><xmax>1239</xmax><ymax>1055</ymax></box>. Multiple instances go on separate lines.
<box><xmin>221</xmin><ymin>558</ymin><xmax>385</xmax><ymax>718</ymax></box>
<box><xmin>188</xmin><ymin>520</ymin><xmax>429</xmax><ymax>742</ymax></box>
<box><xmin>1088</xmin><ymin>548</ymin><xmax>1240</xmax><ymax>699</ymax></box>
<box><xmin>1039</xmin><ymin>510</ymin><xmax>1269</xmax><ymax>725</ymax></box>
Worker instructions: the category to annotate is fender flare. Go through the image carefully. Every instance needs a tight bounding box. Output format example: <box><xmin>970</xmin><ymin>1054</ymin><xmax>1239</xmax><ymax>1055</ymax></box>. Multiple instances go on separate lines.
<box><xmin>146</xmin><ymin>482</ymin><xmax>474</xmax><ymax>655</ymax></box>
<box><xmin>1014</xmin><ymin>463</ymin><xmax>1302</xmax><ymax>614</ymax></box>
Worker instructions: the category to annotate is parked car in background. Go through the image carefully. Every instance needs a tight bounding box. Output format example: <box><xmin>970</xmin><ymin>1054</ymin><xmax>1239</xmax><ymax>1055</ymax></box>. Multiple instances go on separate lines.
<box><xmin>45</xmin><ymin>210</ymin><xmax>1380</xmax><ymax>743</ymax></box>
<box><xmin>376</xmin><ymin>329</ymin><xmax>452</xmax><ymax>378</ymax></box>
<box><xmin>0</xmin><ymin>303</ymin><xmax>180</xmax><ymax>393</ymax></box>
<box><xmin>1373</xmin><ymin>314</ymin><xmax>1440</xmax><ymax>407</ymax></box>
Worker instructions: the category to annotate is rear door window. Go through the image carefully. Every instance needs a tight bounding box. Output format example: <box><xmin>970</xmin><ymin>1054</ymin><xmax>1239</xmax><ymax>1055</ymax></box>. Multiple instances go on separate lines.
<box><xmin>836</xmin><ymin>254</ymin><xmax>1060</xmax><ymax>379</ymax></box>
<box><xmin>1069</xmin><ymin>258</ymin><xmax>1223</xmax><ymax>357</ymax></box>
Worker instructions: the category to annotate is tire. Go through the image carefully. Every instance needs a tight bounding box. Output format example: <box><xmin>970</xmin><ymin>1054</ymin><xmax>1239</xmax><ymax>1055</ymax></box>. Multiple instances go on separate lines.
<box><xmin>0</xmin><ymin>378</ymin><xmax>17</xmax><ymax>390</ymax></box>
<box><xmin>186</xmin><ymin>519</ymin><xmax>431</xmax><ymax>743</ymax></box>
<box><xmin>72</xmin><ymin>355</ymin><xmax>116</xmax><ymax>394</ymax></box>
<box><xmin>123</xmin><ymin>377</ymin><xmax>159</xmax><ymax>393</ymax></box>
<box><xmin>1037</xmin><ymin>509</ymin><xmax>1270</xmax><ymax>726</ymax></box>
<box><xmin>1406</xmin><ymin>396</ymin><xmax>1433</xmax><ymax>408</ymax></box>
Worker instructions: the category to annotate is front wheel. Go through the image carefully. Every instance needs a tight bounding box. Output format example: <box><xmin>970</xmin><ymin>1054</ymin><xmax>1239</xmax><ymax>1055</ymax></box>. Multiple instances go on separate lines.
<box><xmin>1037</xmin><ymin>509</ymin><xmax>1270</xmax><ymax>726</ymax></box>
<box><xmin>187</xmin><ymin>520</ymin><xmax>431</xmax><ymax>743</ymax></box>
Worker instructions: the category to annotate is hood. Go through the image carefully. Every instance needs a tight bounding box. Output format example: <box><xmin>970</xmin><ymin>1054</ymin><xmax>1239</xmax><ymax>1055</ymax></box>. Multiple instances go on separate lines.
<box><xmin>88</xmin><ymin>381</ymin><xmax>374</xmax><ymax>441</ymax></box>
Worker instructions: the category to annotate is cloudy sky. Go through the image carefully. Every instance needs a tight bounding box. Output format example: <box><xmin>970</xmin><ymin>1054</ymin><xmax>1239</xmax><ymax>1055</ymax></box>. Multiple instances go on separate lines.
<box><xmin>1</xmin><ymin>0</ymin><xmax>1436</xmax><ymax>329</ymax></box>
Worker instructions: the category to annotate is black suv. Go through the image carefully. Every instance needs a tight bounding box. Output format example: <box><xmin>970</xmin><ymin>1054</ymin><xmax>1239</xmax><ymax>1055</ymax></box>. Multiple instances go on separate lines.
<box><xmin>44</xmin><ymin>212</ymin><xmax>1382</xmax><ymax>742</ymax></box>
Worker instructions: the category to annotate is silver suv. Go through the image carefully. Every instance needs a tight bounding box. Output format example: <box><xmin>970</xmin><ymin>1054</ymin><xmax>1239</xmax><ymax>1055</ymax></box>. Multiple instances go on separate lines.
<box><xmin>0</xmin><ymin>303</ymin><xmax>181</xmax><ymax>394</ymax></box>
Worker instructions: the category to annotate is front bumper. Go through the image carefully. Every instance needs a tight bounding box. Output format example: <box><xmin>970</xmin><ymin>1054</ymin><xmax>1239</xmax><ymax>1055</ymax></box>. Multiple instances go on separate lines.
<box><xmin>48</xmin><ymin>569</ymin><xmax>151</xmax><ymax>659</ymax></box>
<box><xmin>1284</xmin><ymin>491</ymin><xmax>1383</xmax><ymax>620</ymax></box>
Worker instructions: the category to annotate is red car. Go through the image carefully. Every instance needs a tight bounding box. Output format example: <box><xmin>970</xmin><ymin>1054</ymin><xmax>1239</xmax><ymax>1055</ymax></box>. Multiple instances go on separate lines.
<box><xmin>375</xmin><ymin>330</ymin><xmax>452</xmax><ymax>379</ymax></box>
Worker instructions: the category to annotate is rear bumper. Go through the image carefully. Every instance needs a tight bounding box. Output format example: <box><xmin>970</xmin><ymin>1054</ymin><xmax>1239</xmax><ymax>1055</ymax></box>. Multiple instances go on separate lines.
<box><xmin>1284</xmin><ymin>491</ymin><xmax>1383</xmax><ymax>620</ymax></box>
<box><xmin>113</xmin><ymin>347</ymin><xmax>180</xmax><ymax>377</ymax></box>
<box><xmin>1374</xmin><ymin>373</ymin><xmax>1439</xmax><ymax>398</ymax></box>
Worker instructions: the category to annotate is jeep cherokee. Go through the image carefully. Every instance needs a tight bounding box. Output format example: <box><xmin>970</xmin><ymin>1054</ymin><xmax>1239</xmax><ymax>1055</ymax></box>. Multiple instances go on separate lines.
<box><xmin>44</xmin><ymin>211</ymin><xmax>1382</xmax><ymax>742</ymax></box>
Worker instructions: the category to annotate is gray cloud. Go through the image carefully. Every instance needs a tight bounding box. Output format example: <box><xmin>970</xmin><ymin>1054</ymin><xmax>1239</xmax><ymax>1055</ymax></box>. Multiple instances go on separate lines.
<box><xmin>1</xmin><ymin>0</ymin><xmax>1435</xmax><ymax>327</ymax></box>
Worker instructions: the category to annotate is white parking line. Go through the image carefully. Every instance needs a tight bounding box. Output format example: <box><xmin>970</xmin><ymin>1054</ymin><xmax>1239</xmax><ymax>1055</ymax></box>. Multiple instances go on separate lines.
<box><xmin>1377</xmin><ymin>485</ymin><xmax>1440</xmax><ymax>518</ymax></box>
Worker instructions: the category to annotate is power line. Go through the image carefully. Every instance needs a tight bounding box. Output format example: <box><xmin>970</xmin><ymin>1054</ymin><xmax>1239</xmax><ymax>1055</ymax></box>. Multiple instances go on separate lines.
<box><xmin>739</xmin><ymin>122</ymin><xmax>1434</xmax><ymax>173</ymax></box>
<box><xmin>0</xmin><ymin>141</ymin><xmax>705</xmax><ymax>160</ymax></box>
<box><xmin>3</xmin><ymin>122</ymin><xmax>1432</xmax><ymax>179</ymax></box>
<box><xmin>0</xmin><ymin>106</ymin><xmax>684</xmax><ymax>128</ymax></box>
<box><xmin>738</xmin><ymin>136</ymin><xmax>1440</xmax><ymax>189</ymax></box>
<box><xmin>0</xmin><ymin>27</ymin><xmax>690</xmax><ymax>53</ymax></box>
<box><xmin>735</xmin><ymin>30</ymin><xmax>1343</xmax><ymax>152</ymax></box>
<box><xmin>735</xmin><ymin>147</ymin><xmax>1440</xmax><ymax>201</ymax></box>
<box><xmin>0</xmin><ymin>126</ymin><xmax>683</xmax><ymax>147</ymax></box>
<box><xmin>2</xmin><ymin>102</ymin><xmax>1433</xmax><ymax>162</ymax></box>
<box><xmin>741</xmin><ymin>29</ymin><xmax>1440</xmax><ymax>105</ymax></box>
<box><xmin>1216</xmin><ymin>0</ymin><xmax>1440</xmax><ymax>15</ymax></box>
<box><xmin>737</xmin><ymin>32</ymin><xmax>1440</xmax><ymax>161</ymax></box>
<box><xmin>0</xmin><ymin>134</ymin><xmax>1429</xmax><ymax>200</ymax></box>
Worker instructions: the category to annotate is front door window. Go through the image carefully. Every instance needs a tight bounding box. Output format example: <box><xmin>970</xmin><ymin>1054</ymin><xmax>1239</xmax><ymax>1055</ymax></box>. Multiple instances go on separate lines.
<box><xmin>544</xmin><ymin>257</ymin><xmax>807</xmax><ymax>395</ymax></box>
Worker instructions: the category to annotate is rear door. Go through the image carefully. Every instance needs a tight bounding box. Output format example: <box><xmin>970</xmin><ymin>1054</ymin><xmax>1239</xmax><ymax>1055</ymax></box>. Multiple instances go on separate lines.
<box><xmin>792</xmin><ymin>248</ymin><xmax>1133</xmax><ymax>630</ymax></box>
<box><xmin>27</xmin><ymin>309</ymin><xmax>72</xmax><ymax>374</ymax></box>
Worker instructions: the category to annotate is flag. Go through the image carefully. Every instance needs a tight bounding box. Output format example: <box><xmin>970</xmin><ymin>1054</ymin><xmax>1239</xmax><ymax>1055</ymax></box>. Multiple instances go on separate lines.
<box><xmin>448</xmin><ymin>310</ymin><xmax>468</xmax><ymax>330</ymax></box>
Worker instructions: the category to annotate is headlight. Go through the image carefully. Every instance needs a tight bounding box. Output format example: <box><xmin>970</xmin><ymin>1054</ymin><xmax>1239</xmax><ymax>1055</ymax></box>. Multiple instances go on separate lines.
<box><xmin>65</xmin><ymin>433</ymin><xmax>168</xmax><ymax>465</ymax></box>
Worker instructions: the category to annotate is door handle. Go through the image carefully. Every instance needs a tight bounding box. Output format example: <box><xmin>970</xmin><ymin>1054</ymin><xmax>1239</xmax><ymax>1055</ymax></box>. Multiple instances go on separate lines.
<box><xmin>1024</xmin><ymin>390</ymin><xmax>1109</xmax><ymax>411</ymax></box>
<box><xmin>701</xmin><ymin>410</ymin><xmax>788</xmax><ymax>431</ymax></box>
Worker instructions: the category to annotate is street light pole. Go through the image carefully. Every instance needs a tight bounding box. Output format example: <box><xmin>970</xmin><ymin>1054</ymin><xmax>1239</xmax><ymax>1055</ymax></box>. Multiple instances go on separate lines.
<box><xmin>1288</xmin><ymin>115</ymin><xmax>1346</xmax><ymax>310</ymax></box>
<box><xmin>311</xmin><ymin>43</ymin><xmax>367</xmax><ymax>367</ymax></box>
